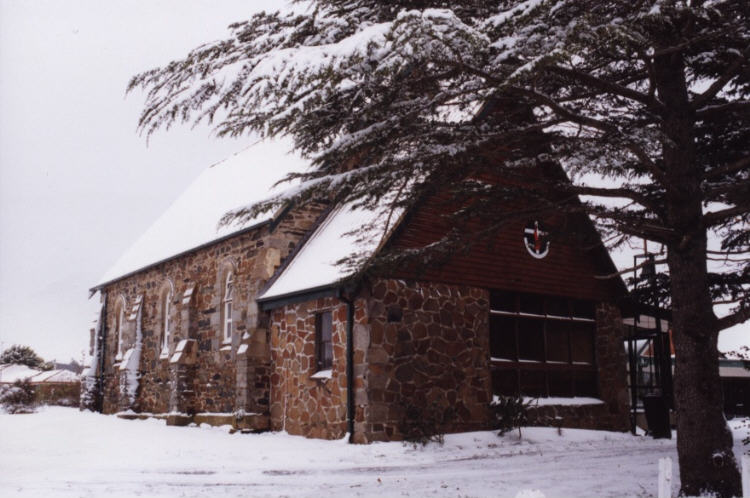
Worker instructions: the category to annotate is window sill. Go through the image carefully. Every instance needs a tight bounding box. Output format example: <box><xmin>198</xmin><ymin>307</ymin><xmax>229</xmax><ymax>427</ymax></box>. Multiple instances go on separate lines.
<box><xmin>310</xmin><ymin>369</ymin><xmax>332</xmax><ymax>380</ymax></box>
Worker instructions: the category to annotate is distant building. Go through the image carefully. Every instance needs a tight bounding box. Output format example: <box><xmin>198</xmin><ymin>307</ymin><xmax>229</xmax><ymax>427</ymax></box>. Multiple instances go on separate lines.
<box><xmin>0</xmin><ymin>364</ymin><xmax>80</xmax><ymax>406</ymax></box>
<box><xmin>719</xmin><ymin>357</ymin><xmax>750</xmax><ymax>417</ymax></box>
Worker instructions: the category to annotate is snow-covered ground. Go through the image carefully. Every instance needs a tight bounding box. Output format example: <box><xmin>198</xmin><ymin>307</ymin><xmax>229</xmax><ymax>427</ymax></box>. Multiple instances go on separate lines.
<box><xmin>1</xmin><ymin>407</ymin><xmax>747</xmax><ymax>498</ymax></box>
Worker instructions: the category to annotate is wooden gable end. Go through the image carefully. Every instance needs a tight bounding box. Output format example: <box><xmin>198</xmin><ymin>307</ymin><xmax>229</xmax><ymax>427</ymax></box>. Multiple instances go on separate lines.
<box><xmin>385</xmin><ymin>192</ymin><xmax>624</xmax><ymax>303</ymax></box>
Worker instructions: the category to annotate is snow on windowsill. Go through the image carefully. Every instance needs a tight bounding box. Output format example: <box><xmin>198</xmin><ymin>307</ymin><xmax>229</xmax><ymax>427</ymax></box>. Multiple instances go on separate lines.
<box><xmin>492</xmin><ymin>395</ymin><xmax>605</xmax><ymax>407</ymax></box>
<box><xmin>118</xmin><ymin>349</ymin><xmax>135</xmax><ymax>371</ymax></box>
<box><xmin>159</xmin><ymin>348</ymin><xmax>170</xmax><ymax>360</ymax></box>
<box><xmin>220</xmin><ymin>343</ymin><xmax>232</xmax><ymax>352</ymax></box>
<box><xmin>528</xmin><ymin>397</ymin><xmax>604</xmax><ymax>407</ymax></box>
<box><xmin>310</xmin><ymin>369</ymin><xmax>332</xmax><ymax>380</ymax></box>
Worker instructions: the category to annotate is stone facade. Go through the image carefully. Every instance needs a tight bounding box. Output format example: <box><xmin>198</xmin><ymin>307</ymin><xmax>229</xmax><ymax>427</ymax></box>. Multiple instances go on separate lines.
<box><xmin>95</xmin><ymin>204</ymin><xmax>325</xmax><ymax>419</ymax></box>
<box><xmin>268</xmin><ymin>297</ymin><xmax>367</xmax><ymax>438</ymax></box>
<box><xmin>265</xmin><ymin>279</ymin><xmax>630</xmax><ymax>441</ymax></box>
<box><xmin>34</xmin><ymin>382</ymin><xmax>81</xmax><ymax>407</ymax></box>
<box><xmin>90</xmin><ymin>200</ymin><xmax>630</xmax><ymax>440</ymax></box>
<box><xmin>265</xmin><ymin>279</ymin><xmax>493</xmax><ymax>442</ymax></box>
<box><xmin>362</xmin><ymin>279</ymin><xmax>492</xmax><ymax>441</ymax></box>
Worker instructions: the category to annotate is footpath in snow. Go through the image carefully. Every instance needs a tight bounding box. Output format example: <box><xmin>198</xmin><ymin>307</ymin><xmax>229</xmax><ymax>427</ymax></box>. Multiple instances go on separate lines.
<box><xmin>1</xmin><ymin>406</ymin><xmax>747</xmax><ymax>497</ymax></box>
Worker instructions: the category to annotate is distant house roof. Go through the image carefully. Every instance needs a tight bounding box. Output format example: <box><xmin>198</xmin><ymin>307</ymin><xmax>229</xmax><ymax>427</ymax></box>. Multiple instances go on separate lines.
<box><xmin>719</xmin><ymin>361</ymin><xmax>750</xmax><ymax>379</ymax></box>
<box><xmin>94</xmin><ymin>139</ymin><xmax>308</xmax><ymax>289</ymax></box>
<box><xmin>0</xmin><ymin>364</ymin><xmax>80</xmax><ymax>384</ymax></box>
<box><xmin>258</xmin><ymin>203</ymin><xmax>401</xmax><ymax>305</ymax></box>
<box><xmin>0</xmin><ymin>364</ymin><xmax>41</xmax><ymax>384</ymax></box>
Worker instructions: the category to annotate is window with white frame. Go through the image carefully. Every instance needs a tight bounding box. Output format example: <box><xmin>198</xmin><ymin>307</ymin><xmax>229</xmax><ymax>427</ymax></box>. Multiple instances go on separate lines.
<box><xmin>161</xmin><ymin>288</ymin><xmax>172</xmax><ymax>354</ymax></box>
<box><xmin>222</xmin><ymin>271</ymin><xmax>234</xmax><ymax>343</ymax></box>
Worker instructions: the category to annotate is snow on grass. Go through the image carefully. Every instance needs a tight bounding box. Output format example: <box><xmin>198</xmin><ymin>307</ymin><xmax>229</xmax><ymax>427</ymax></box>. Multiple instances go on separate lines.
<box><xmin>1</xmin><ymin>407</ymin><xmax>748</xmax><ymax>497</ymax></box>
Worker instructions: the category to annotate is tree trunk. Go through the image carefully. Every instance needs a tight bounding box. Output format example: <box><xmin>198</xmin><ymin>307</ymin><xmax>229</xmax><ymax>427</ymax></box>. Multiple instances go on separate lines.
<box><xmin>669</xmin><ymin>243</ymin><xmax>740</xmax><ymax>497</ymax></box>
<box><xmin>655</xmin><ymin>49</ymin><xmax>741</xmax><ymax>496</ymax></box>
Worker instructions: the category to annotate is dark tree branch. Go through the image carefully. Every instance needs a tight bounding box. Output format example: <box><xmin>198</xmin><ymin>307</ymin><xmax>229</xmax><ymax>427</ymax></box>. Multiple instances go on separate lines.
<box><xmin>703</xmin><ymin>204</ymin><xmax>750</xmax><ymax>226</ymax></box>
<box><xmin>594</xmin><ymin>257</ymin><xmax>667</xmax><ymax>280</ymax></box>
<box><xmin>718</xmin><ymin>307</ymin><xmax>750</xmax><ymax>331</ymax></box>
<box><xmin>704</xmin><ymin>178</ymin><xmax>750</xmax><ymax>199</ymax></box>
<box><xmin>696</xmin><ymin>100</ymin><xmax>750</xmax><ymax>118</ymax></box>
<box><xmin>567</xmin><ymin>184</ymin><xmax>659</xmax><ymax>211</ymax></box>
<box><xmin>703</xmin><ymin>155</ymin><xmax>750</xmax><ymax>179</ymax></box>
<box><xmin>549</xmin><ymin>65</ymin><xmax>666</xmax><ymax>112</ymax></box>
<box><xmin>692</xmin><ymin>47</ymin><xmax>750</xmax><ymax>109</ymax></box>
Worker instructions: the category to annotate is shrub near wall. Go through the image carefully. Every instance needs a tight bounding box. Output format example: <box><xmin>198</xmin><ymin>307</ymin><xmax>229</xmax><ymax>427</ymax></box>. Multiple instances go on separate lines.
<box><xmin>0</xmin><ymin>380</ymin><xmax>37</xmax><ymax>414</ymax></box>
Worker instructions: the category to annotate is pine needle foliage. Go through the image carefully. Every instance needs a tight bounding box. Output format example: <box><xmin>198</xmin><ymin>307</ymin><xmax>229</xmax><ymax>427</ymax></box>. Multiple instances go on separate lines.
<box><xmin>129</xmin><ymin>1</ymin><xmax>749</xmax><ymax>495</ymax></box>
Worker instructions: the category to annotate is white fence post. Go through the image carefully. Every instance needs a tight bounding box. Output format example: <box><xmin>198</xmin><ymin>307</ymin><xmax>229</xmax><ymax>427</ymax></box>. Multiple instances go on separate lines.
<box><xmin>658</xmin><ymin>457</ymin><xmax>672</xmax><ymax>498</ymax></box>
<box><xmin>742</xmin><ymin>454</ymin><xmax>750</xmax><ymax>498</ymax></box>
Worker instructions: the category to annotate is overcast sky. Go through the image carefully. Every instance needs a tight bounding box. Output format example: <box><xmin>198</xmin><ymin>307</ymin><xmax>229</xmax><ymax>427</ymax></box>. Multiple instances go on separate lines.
<box><xmin>0</xmin><ymin>0</ymin><xmax>746</xmax><ymax>363</ymax></box>
<box><xmin>0</xmin><ymin>0</ymin><xmax>286</xmax><ymax>362</ymax></box>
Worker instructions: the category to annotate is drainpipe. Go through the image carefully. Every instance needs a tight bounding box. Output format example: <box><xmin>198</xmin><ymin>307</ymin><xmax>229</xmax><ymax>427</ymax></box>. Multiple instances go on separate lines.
<box><xmin>97</xmin><ymin>292</ymin><xmax>108</xmax><ymax>413</ymax></box>
<box><xmin>338</xmin><ymin>288</ymin><xmax>356</xmax><ymax>444</ymax></box>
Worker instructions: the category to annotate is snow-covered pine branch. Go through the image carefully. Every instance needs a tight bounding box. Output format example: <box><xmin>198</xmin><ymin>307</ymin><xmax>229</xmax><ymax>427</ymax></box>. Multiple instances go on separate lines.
<box><xmin>130</xmin><ymin>2</ymin><xmax>749</xmax><ymax>495</ymax></box>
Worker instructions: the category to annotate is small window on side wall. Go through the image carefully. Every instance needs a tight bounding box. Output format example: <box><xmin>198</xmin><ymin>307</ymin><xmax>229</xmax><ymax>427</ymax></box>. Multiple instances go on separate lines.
<box><xmin>161</xmin><ymin>288</ymin><xmax>172</xmax><ymax>355</ymax></box>
<box><xmin>315</xmin><ymin>311</ymin><xmax>333</xmax><ymax>371</ymax></box>
<box><xmin>222</xmin><ymin>271</ymin><xmax>234</xmax><ymax>343</ymax></box>
<box><xmin>115</xmin><ymin>299</ymin><xmax>125</xmax><ymax>360</ymax></box>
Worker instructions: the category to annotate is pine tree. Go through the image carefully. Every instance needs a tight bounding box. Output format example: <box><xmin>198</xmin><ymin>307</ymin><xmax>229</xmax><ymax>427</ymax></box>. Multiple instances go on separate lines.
<box><xmin>0</xmin><ymin>345</ymin><xmax>48</xmax><ymax>370</ymax></box>
<box><xmin>129</xmin><ymin>1</ymin><xmax>749</xmax><ymax>495</ymax></box>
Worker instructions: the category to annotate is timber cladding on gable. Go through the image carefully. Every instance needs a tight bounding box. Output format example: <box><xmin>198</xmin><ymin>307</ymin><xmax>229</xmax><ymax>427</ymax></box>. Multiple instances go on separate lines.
<box><xmin>386</xmin><ymin>191</ymin><xmax>622</xmax><ymax>302</ymax></box>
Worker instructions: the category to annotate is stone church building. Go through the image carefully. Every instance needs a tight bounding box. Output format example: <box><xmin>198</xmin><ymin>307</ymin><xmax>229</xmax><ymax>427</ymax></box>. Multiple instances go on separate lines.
<box><xmin>83</xmin><ymin>139</ymin><xmax>631</xmax><ymax>442</ymax></box>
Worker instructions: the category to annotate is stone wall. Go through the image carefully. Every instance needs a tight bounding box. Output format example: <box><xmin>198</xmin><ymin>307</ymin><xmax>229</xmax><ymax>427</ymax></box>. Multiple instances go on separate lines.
<box><xmin>268</xmin><ymin>296</ymin><xmax>368</xmax><ymax>439</ymax></box>
<box><xmin>93</xmin><ymin>198</ymin><xmax>630</xmax><ymax>436</ymax></box>
<box><xmin>97</xmin><ymin>203</ymin><xmax>325</xmax><ymax>416</ymax></box>
<box><xmin>267</xmin><ymin>279</ymin><xmax>630</xmax><ymax>442</ymax></box>
<box><xmin>34</xmin><ymin>382</ymin><xmax>81</xmax><ymax>407</ymax></box>
<box><xmin>591</xmin><ymin>302</ymin><xmax>630</xmax><ymax>431</ymax></box>
<box><xmin>362</xmin><ymin>279</ymin><xmax>493</xmax><ymax>441</ymax></box>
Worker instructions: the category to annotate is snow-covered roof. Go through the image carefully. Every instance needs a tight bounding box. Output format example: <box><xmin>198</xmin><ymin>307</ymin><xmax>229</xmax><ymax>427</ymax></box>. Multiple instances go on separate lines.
<box><xmin>31</xmin><ymin>369</ymin><xmax>80</xmax><ymax>383</ymax></box>
<box><xmin>0</xmin><ymin>364</ymin><xmax>41</xmax><ymax>383</ymax></box>
<box><xmin>0</xmin><ymin>365</ymin><xmax>80</xmax><ymax>384</ymax></box>
<box><xmin>259</xmin><ymin>203</ymin><xmax>401</xmax><ymax>302</ymax></box>
<box><xmin>96</xmin><ymin>139</ymin><xmax>307</xmax><ymax>287</ymax></box>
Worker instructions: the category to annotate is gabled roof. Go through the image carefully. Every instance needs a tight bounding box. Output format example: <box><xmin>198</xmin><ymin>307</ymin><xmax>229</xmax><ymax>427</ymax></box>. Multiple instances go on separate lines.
<box><xmin>258</xmin><ymin>203</ymin><xmax>400</xmax><ymax>305</ymax></box>
<box><xmin>0</xmin><ymin>364</ymin><xmax>80</xmax><ymax>384</ymax></box>
<box><xmin>95</xmin><ymin>139</ymin><xmax>307</xmax><ymax>288</ymax></box>
<box><xmin>0</xmin><ymin>364</ymin><xmax>40</xmax><ymax>383</ymax></box>
<box><xmin>258</xmin><ymin>182</ymin><xmax>630</xmax><ymax>308</ymax></box>
<box><xmin>29</xmin><ymin>369</ymin><xmax>80</xmax><ymax>384</ymax></box>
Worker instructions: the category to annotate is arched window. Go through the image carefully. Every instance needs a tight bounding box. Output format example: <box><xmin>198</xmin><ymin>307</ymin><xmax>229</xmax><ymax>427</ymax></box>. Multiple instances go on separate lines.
<box><xmin>161</xmin><ymin>288</ymin><xmax>172</xmax><ymax>353</ymax></box>
<box><xmin>115</xmin><ymin>297</ymin><xmax>125</xmax><ymax>359</ymax></box>
<box><xmin>222</xmin><ymin>271</ymin><xmax>233</xmax><ymax>343</ymax></box>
